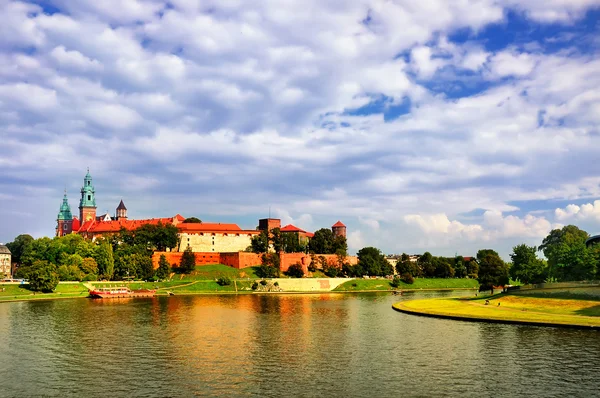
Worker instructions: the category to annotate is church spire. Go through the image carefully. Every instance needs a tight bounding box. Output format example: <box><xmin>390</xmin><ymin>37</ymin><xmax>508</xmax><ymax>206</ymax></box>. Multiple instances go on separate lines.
<box><xmin>56</xmin><ymin>190</ymin><xmax>73</xmax><ymax>236</ymax></box>
<box><xmin>79</xmin><ymin>169</ymin><xmax>97</xmax><ymax>222</ymax></box>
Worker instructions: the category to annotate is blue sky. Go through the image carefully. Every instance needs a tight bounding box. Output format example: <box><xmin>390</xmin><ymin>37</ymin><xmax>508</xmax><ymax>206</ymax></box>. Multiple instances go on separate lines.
<box><xmin>1</xmin><ymin>0</ymin><xmax>600</xmax><ymax>259</ymax></box>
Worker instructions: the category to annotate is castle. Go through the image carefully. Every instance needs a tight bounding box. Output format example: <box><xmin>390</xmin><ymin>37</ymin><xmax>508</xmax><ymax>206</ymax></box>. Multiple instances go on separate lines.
<box><xmin>56</xmin><ymin>170</ymin><xmax>347</xmax><ymax>255</ymax></box>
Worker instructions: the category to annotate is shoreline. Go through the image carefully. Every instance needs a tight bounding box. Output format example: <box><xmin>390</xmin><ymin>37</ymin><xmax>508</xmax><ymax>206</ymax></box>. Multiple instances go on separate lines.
<box><xmin>392</xmin><ymin>294</ymin><xmax>600</xmax><ymax>330</ymax></box>
<box><xmin>0</xmin><ymin>285</ymin><xmax>478</xmax><ymax>303</ymax></box>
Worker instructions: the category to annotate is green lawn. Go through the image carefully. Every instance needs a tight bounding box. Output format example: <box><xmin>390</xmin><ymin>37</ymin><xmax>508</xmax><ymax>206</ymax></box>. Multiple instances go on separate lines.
<box><xmin>0</xmin><ymin>283</ymin><xmax>89</xmax><ymax>301</ymax></box>
<box><xmin>394</xmin><ymin>291</ymin><xmax>600</xmax><ymax>327</ymax></box>
<box><xmin>169</xmin><ymin>264</ymin><xmax>260</xmax><ymax>281</ymax></box>
<box><xmin>334</xmin><ymin>278</ymin><xmax>479</xmax><ymax>292</ymax></box>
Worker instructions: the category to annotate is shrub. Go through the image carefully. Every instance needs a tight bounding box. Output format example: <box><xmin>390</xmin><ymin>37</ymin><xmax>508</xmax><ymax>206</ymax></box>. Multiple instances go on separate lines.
<box><xmin>251</xmin><ymin>282</ymin><xmax>258</xmax><ymax>290</ymax></box>
<box><xmin>286</xmin><ymin>263</ymin><xmax>305</xmax><ymax>278</ymax></box>
<box><xmin>274</xmin><ymin>281</ymin><xmax>279</xmax><ymax>286</ymax></box>
<box><xmin>390</xmin><ymin>275</ymin><xmax>402</xmax><ymax>288</ymax></box>
<box><xmin>401</xmin><ymin>272</ymin><xmax>414</xmax><ymax>284</ymax></box>
<box><xmin>351</xmin><ymin>282</ymin><xmax>357</xmax><ymax>287</ymax></box>
<box><xmin>216</xmin><ymin>276</ymin><xmax>232</xmax><ymax>286</ymax></box>
<box><xmin>260</xmin><ymin>280</ymin><xmax>268</xmax><ymax>286</ymax></box>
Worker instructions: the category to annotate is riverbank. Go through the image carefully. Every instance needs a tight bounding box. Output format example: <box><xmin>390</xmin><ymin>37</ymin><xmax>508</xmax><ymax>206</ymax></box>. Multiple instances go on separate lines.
<box><xmin>393</xmin><ymin>289</ymin><xmax>600</xmax><ymax>329</ymax></box>
<box><xmin>0</xmin><ymin>276</ymin><xmax>479</xmax><ymax>302</ymax></box>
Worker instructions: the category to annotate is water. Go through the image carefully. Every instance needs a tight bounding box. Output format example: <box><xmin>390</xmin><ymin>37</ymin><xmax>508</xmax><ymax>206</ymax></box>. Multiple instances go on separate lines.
<box><xmin>0</xmin><ymin>291</ymin><xmax>599</xmax><ymax>397</ymax></box>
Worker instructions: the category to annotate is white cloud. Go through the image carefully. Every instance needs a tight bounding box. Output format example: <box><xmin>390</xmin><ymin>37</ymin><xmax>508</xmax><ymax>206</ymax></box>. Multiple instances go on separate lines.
<box><xmin>50</xmin><ymin>46</ymin><xmax>102</xmax><ymax>71</ymax></box>
<box><xmin>555</xmin><ymin>200</ymin><xmax>600</xmax><ymax>222</ymax></box>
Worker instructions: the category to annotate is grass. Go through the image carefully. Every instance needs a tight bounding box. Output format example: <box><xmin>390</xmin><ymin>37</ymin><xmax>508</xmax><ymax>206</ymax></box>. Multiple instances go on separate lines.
<box><xmin>394</xmin><ymin>290</ymin><xmax>600</xmax><ymax>327</ymax></box>
<box><xmin>0</xmin><ymin>283</ymin><xmax>89</xmax><ymax>301</ymax></box>
<box><xmin>169</xmin><ymin>264</ymin><xmax>260</xmax><ymax>281</ymax></box>
<box><xmin>334</xmin><ymin>278</ymin><xmax>479</xmax><ymax>292</ymax></box>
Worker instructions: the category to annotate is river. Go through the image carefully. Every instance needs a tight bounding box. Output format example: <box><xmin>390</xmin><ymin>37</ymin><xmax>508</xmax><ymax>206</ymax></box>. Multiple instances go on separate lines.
<box><xmin>0</xmin><ymin>291</ymin><xmax>598</xmax><ymax>397</ymax></box>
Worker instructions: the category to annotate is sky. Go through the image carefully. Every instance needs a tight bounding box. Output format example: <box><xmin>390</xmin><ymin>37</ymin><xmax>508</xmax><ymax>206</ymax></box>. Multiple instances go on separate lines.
<box><xmin>1</xmin><ymin>0</ymin><xmax>600</xmax><ymax>259</ymax></box>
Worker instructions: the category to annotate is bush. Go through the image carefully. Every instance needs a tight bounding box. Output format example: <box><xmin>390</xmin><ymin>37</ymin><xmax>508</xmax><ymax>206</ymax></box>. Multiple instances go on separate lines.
<box><xmin>260</xmin><ymin>280</ymin><xmax>268</xmax><ymax>286</ymax></box>
<box><xmin>216</xmin><ymin>276</ymin><xmax>232</xmax><ymax>286</ymax></box>
<box><xmin>401</xmin><ymin>272</ymin><xmax>414</xmax><ymax>284</ymax></box>
<box><xmin>274</xmin><ymin>281</ymin><xmax>279</xmax><ymax>286</ymax></box>
<box><xmin>251</xmin><ymin>282</ymin><xmax>258</xmax><ymax>290</ymax></box>
<box><xmin>351</xmin><ymin>282</ymin><xmax>357</xmax><ymax>287</ymax></box>
<box><xmin>286</xmin><ymin>263</ymin><xmax>304</xmax><ymax>278</ymax></box>
<box><xmin>390</xmin><ymin>275</ymin><xmax>402</xmax><ymax>288</ymax></box>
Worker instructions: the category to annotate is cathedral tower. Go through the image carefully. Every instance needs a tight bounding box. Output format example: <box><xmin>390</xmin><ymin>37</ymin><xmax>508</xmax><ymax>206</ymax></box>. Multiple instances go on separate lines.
<box><xmin>79</xmin><ymin>168</ymin><xmax>97</xmax><ymax>223</ymax></box>
<box><xmin>332</xmin><ymin>221</ymin><xmax>346</xmax><ymax>238</ymax></box>
<box><xmin>56</xmin><ymin>191</ymin><xmax>73</xmax><ymax>237</ymax></box>
<box><xmin>116</xmin><ymin>199</ymin><xmax>127</xmax><ymax>220</ymax></box>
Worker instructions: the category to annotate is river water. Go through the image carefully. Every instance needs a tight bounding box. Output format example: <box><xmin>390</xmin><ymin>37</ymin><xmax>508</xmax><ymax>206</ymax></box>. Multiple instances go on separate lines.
<box><xmin>0</xmin><ymin>291</ymin><xmax>598</xmax><ymax>397</ymax></box>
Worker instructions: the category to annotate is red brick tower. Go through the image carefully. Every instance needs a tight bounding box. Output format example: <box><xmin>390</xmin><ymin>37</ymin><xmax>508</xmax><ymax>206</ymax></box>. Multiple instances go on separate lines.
<box><xmin>332</xmin><ymin>221</ymin><xmax>347</xmax><ymax>238</ymax></box>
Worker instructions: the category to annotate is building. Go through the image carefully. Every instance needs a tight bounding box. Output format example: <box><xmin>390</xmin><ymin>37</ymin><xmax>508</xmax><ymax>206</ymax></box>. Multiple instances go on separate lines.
<box><xmin>56</xmin><ymin>170</ymin><xmax>347</xmax><ymax>254</ymax></box>
<box><xmin>0</xmin><ymin>244</ymin><xmax>11</xmax><ymax>279</ymax></box>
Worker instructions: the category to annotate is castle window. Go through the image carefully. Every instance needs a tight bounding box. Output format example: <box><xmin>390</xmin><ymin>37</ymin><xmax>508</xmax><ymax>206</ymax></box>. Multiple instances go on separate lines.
<box><xmin>211</xmin><ymin>233</ymin><xmax>215</xmax><ymax>236</ymax></box>
<box><xmin>236</xmin><ymin>233</ymin><xmax>240</xmax><ymax>236</ymax></box>
<box><xmin>87</xmin><ymin>195</ymin><xmax>91</xmax><ymax>201</ymax></box>
<box><xmin>87</xmin><ymin>181</ymin><xmax>90</xmax><ymax>186</ymax></box>
<box><xmin>187</xmin><ymin>238</ymin><xmax>190</xmax><ymax>241</ymax></box>
<box><xmin>63</xmin><ymin>224</ymin><xmax>67</xmax><ymax>230</ymax></box>
<box><xmin>212</xmin><ymin>241</ymin><xmax>215</xmax><ymax>245</ymax></box>
<box><xmin>223</xmin><ymin>233</ymin><xmax>227</xmax><ymax>236</ymax></box>
<box><xmin>200</xmin><ymin>233</ymin><xmax>204</xmax><ymax>236</ymax></box>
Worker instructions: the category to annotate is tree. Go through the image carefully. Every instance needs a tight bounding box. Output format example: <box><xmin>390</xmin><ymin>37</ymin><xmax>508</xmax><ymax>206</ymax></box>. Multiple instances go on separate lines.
<box><xmin>182</xmin><ymin>217</ymin><xmax>202</xmax><ymax>223</ymax></box>
<box><xmin>286</xmin><ymin>263</ymin><xmax>305</xmax><ymax>278</ymax></box>
<box><xmin>57</xmin><ymin>265</ymin><xmax>83</xmax><ymax>281</ymax></box>
<box><xmin>331</xmin><ymin>235</ymin><xmax>348</xmax><ymax>255</ymax></box>
<box><xmin>179</xmin><ymin>247</ymin><xmax>196</xmax><ymax>274</ymax></box>
<box><xmin>466</xmin><ymin>258</ymin><xmax>479</xmax><ymax>279</ymax></box>
<box><xmin>250</xmin><ymin>230</ymin><xmax>269</xmax><ymax>253</ymax></box>
<box><xmin>309</xmin><ymin>228</ymin><xmax>334</xmax><ymax>254</ymax></box>
<box><xmin>539</xmin><ymin>225</ymin><xmax>595</xmax><ymax>281</ymax></box>
<box><xmin>477</xmin><ymin>250</ymin><xmax>509</xmax><ymax>293</ymax></box>
<box><xmin>94</xmin><ymin>242</ymin><xmax>114</xmax><ymax>279</ymax></box>
<box><xmin>454</xmin><ymin>256</ymin><xmax>467</xmax><ymax>278</ymax></box>
<box><xmin>80</xmin><ymin>257</ymin><xmax>99</xmax><ymax>276</ymax></box>
<box><xmin>418</xmin><ymin>252</ymin><xmax>435</xmax><ymax>277</ymax></box>
<box><xmin>6</xmin><ymin>234</ymin><xmax>34</xmax><ymax>265</ymax></box>
<box><xmin>509</xmin><ymin>244</ymin><xmax>547</xmax><ymax>284</ymax></box>
<box><xmin>357</xmin><ymin>247</ymin><xmax>393</xmax><ymax>276</ymax></box>
<box><xmin>434</xmin><ymin>258</ymin><xmax>455</xmax><ymax>278</ymax></box>
<box><xmin>156</xmin><ymin>254</ymin><xmax>171</xmax><ymax>280</ymax></box>
<box><xmin>271</xmin><ymin>228</ymin><xmax>283</xmax><ymax>253</ymax></box>
<box><xmin>257</xmin><ymin>253</ymin><xmax>280</xmax><ymax>278</ymax></box>
<box><xmin>28</xmin><ymin>260</ymin><xmax>59</xmax><ymax>292</ymax></box>
<box><xmin>396</xmin><ymin>253</ymin><xmax>416</xmax><ymax>276</ymax></box>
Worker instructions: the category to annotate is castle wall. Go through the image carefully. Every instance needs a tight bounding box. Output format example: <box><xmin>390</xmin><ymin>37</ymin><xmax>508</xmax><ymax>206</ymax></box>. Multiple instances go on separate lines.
<box><xmin>0</xmin><ymin>253</ymin><xmax>11</xmax><ymax>278</ymax></box>
<box><xmin>178</xmin><ymin>232</ymin><xmax>255</xmax><ymax>253</ymax></box>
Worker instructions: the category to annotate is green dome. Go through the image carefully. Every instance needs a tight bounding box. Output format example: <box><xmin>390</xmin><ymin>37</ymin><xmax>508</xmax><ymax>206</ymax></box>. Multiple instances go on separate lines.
<box><xmin>57</xmin><ymin>192</ymin><xmax>73</xmax><ymax>221</ymax></box>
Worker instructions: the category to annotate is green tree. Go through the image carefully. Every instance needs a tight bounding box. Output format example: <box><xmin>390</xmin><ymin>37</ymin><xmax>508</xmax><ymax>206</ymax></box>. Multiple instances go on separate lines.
<box><xmin>331</xmin><ymin>235</ymin><xmax>348</xmax><ymax>255</ymax></box>
<box><xmin>28</xmin><ymin>260</ymin><xmax>59</xmax><ymax>292</ymax></box>
<box><xmin>477</xmin><ymin>249</ymin><xmax>509</xmax><ymax>293</ymax></box>
<box><xmin>418</xmin><ymin>252</ymin><xmax>434</xmax><ymax>277</ymax></box>
<box><xmin>539</xmin><ymin>225</ymin><xmax>595</xmax><ymax>281</ymax></box>
<box><xmin>257</xmin><ymin>253</ymin><xmax>280</xmax><ymax>278</ymax></box>
<box><xmin>80</xmin><ymin>257</ymin><xmax>99</xmax><ymax>276</ymax></box>
<box><xmin>250</xmin><ymin>230</ymin><xmax>269</xmax><ymax>253</ymax></box>
<box><xmin>94</xmin><ymin>242</ymin><xmax>114</xmax><ymax>280</ymax></box>
<box><xmin>271</xmin><ymin>228</ymin><xmax>283</xmax><ymax>252</ymax></box>
<box><xmin>5</xmin><ymin>234</ymin><xmax>34</xmax><ymax>265</ymax></box>
<box><xmin>466</xmin><ymin>258</ymin><xmax>479</xmax><ymax>278</ymax></box>
<box><xmin>454</xmin><ymin>256</ymin><xmax>467</xmax><ymax>278</ymax></box>
<box><xmin>57</xmin><ymin>265</ymin><xmax>83</xmax><ymax>281</ymax></box>
<box><xmin>286</xmin><ymin>263</ymin><xmax>305</xmax><ymax>278</ymax></box>
<box><xmin>309</xmin><ymin>228</ymin><xmax>334</xmax><ymax>254</ymax></box>
<box><xmin>509</xmin><ymin>244</ymin><xmax>547</xmax><ymax>284</ymax></box>
<box><xmin>357</xmin><ymin>247</ymin><xmax>393</xmax><ymax>276</ymax></box>
<box><xmin>434</xmin><ymin>258</ymin><xmax>455</xmax><ymax>278</ymax></box>
<box><xmin>156</xmin><ymin>254</ymin><xmax>171</xmax><ymax>280</ymax></box>
<box><xmin>182</xmin><ymin>217</ymin><xmax>202</xmax><ymax>223</ymax></box>
<box><xmin>179</xmin><ymin>246</ymin><xmax>196</xmax><ymax>274</ymax></box>
<box><xmin>396</xmin><ymin>253</ymin><xmax>416</xmax><ymax>276</ymax></box>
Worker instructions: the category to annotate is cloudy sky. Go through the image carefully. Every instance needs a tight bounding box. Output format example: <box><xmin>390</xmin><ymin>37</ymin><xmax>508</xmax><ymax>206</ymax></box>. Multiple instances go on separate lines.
<box><xmin>1</xmin><ymin>0</ymin><xmax>600</xmax><ymax>258</ymax></box>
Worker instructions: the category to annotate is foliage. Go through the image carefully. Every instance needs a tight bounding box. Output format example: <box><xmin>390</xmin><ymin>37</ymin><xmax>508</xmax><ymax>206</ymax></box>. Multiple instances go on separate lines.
<box><xmin>251</xmin><ymin>282</ymin><xmax>258</xmax><ymax>290</ymax></box>
<box><xmin>250</xmin><ymin>230</ymin><xmax>269</xmax><ymax>253</ymax></box>
<box><xmin>182</xmin><ymin>217</ymin><xmax>202</xmax><ymax>223</ymax></box>
<box><xmin>281</xmin><ymin>232</ymin><xmax>306</xmax><ymax>253</ymax></box>
<box><xmin>454</xmin><ymin>256</ymin><xmax>468</xmax><ymax>278</ymax></box>
<box><xmin>260</xmin><ymin>280</ymin><xmax>268</xmax><ymax>286</ymax></box>
<box><xmin>401</xmin><ymin>272</ymin><xmax>415</xmax><ymax>284</ymax></box>
<box><xmin>216</xmin><ymin>276</ymin><xmax>232</xmax><ymax>286</ymax></box>
<box><xmin>257</xmin><ymin>253</ymin><xmax>280</xmax><ymax>278</ymax></box>
<box><xmin>309</xmin><ymin>229</ymin><xmax>347</xmax><ymax>255</ymax></box>
<box><xmin>510</xmin><ymin>244</ymin><xmax>547</xmax><ymax>284</ymax></box>
<box><xmin>418</xmin><ymin>252</ymin><xmax>435</xmax><ymax>277</ymax></box>
<box><xmin>5</xmin><ymin>234</ymin><xmax>34</xmax><ymax>265</ymax></box>
<box><xmin>131</xmin><ymin>222</ymin><xmax>179</xmax><ymax>252</ymax></box>
<box><xmin>396</xmin><ymin>253</ymin><xmax>417</xmax><ymax>276</ymax></box>
<box><xmin>94</xmin><ymin>242</ymin><xmax>114</xmax><ymax>279</ymax></box>
<box><xmin>57</xmin><ymin>265</ymin><xmax>83</xmax><ymax>281</ymax></box>
<box><xmin>156</xmin><ymin>254</ymin><xmax>171</xmax><ymax>280</ymax></box>
<box><xmin>466</xmin><ymin>259</ymin><xmax>479</xmax><ymax>279</ymax></box>
<box><xmin>390</xmin><ymin>275</ymin><xmax>402</xmax><ymax>288</ymax></box>
<box><xmin>308</xmin><ymin>253</ymin><xmax>317</xmax><ymax>272</ymax></box>
<box><xmin>357</xmin><ymin>247</ymin><xmax>393</xmax><ymax>276</ymax></box>
<box><xmin>286</xmin><ymin>263</ymin><xmax>305</xmax><ymax>278</ymax></box>
<box><xmin>433</xmin><ymin>257</ymin><xmax>455</xmax><ymax>278</ymax></box>
<box><xmin>28</xmin><ymin>260</ymin><xmax>59</xmax><ymax>292</ymax></box>
<box><xmin>477</xmin><ymin>249</ymin><xmax>509</xmax><ymax>292</ymax></box>
<box><xmin>539</xmin><ymin>225</ymin><xmax>596</xmax><ymax>281</ymax></box>
<box><xmin>179</xmin><ymin>246</ymin><xmax>196</xmax><ymax>274</ymax></box>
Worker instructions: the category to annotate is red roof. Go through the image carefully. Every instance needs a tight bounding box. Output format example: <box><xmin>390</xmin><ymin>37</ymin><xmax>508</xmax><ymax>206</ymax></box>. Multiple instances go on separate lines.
<box><xmin>280</xmin><ymin>224</ymin><xmax>305</xmax><ymax>233</ymax></box>
<box><xmin>305</xmin><ymin>232</ymin><xmax>314</xmax><ymax>238</ymax></box>
<box><xmin>177</xmin><ymin>223</ymin><xmax>243</xmax><ymax>232</ymax></box>
<box><xmin>332</xmin><ymin>221</ymin><xmax>346</xmax><ymax>228</ymax></box>
<box><xmin>76</xmin><ymin>216</ymin><xmax>179</xmax><ymax>234</ymax></box>
<box><xmin>174</xmin><ymin>214</ymin><xmax>185</xmax><ymax>222</ymax></box>
<box><xmin>463</xmin><ymin>256</ymin><xmax>473</xmax><ymax>262</ymax></box>
<box><xmin>71</xmin><ymin>217</ymin><xmax>80</xmax><ymax>231</ymax></box>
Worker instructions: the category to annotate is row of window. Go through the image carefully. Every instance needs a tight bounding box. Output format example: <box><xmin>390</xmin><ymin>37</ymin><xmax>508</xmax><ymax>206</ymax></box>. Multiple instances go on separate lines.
<box><xmin>184</xmin><ymin>233</ymin><xmax>248</xmax><ymax>237</ymax></box>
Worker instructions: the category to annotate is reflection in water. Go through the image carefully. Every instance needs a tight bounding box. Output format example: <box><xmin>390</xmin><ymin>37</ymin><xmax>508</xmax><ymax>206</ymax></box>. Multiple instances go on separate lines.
<box><xmin>0</xmin><ymin>292</ymin><xmax>598</xmax><ymax>397</ymax></box>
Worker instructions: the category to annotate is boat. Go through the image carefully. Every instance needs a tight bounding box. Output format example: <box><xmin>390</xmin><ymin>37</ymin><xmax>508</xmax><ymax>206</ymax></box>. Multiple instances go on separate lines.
<box><xmin>88</xmin><ymin>286</ymin><xmax>156</xmax><ymax>299</ymax></box>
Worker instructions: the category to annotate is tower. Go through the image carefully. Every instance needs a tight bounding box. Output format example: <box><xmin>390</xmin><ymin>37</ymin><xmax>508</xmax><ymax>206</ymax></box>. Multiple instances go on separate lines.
<box><xmin>79</xmin><ymin>168</ymin><xmax>97</xmax><ymax>223</ymax></box>
<box><xmin>332</xmin><ymin>221</ymin><xmax>346</xmax><ymax>238</ymax></box>
<box><xmin>56</xmin><ymin>190</ymin><xmax>73</xmax><ymax>237</ymax></box>
<box><xmin>116</xmin><ymin>199</ymin><xmax>127</xmax><ymax>220</ymax></box>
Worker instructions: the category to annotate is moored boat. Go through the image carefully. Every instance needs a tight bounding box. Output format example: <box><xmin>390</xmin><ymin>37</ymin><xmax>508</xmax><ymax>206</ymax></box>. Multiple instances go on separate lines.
<box><xmin>88</xmin><ymin>286</ymin><xmax>156</xmax><ymax>298</ymax></box>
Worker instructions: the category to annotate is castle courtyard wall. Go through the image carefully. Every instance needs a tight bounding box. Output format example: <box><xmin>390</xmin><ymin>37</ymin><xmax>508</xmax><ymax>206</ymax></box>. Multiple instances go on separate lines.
<box><xmin>178</xmin><ymin>232</ymin><xmax>256</xmax><ymax>253</ymax></box>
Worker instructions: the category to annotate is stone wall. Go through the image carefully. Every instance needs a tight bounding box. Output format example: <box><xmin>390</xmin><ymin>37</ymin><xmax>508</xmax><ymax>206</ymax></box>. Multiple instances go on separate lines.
<box><xmin>178</xmin><ymin>232</ymin><xmax>256</xmax><ymax>253</ymax></box>
<box><xmin>0</xmin><ymin>253</ymin><xmax>11</xmax><ymax>277</ymax></box>
<box><xmin>279</xmin><ymin>253</ymin><xmax>358</xmax><ymax>273</ymax></box>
